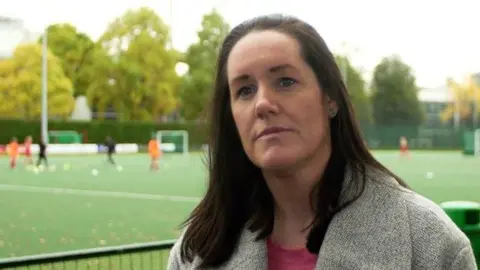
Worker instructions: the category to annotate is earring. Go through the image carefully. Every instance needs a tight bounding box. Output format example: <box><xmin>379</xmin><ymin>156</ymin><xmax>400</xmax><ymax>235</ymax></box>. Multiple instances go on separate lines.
<box><xmin>328</xmin><ymin>108</ymin><xmax>337</xmax><ymax>118</ymax></box>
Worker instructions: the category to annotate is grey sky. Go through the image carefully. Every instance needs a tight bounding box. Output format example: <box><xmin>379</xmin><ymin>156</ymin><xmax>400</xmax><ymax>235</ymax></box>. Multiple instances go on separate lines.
<box><xmin>2</xmin><ymin>0</ymin><xmax>479</xmax><ymax>88</ymax></box>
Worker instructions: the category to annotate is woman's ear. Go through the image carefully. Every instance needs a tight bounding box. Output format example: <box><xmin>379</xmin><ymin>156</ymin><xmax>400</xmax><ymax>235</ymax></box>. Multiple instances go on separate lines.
<box><xmin>326</xmin><ymin>96</ymin><xmax>338</xmax><ymax>119</ymax></box>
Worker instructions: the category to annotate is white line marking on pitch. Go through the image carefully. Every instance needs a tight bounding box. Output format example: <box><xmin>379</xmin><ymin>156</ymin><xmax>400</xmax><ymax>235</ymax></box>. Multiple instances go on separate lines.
<box><xmin>0</xmin><ymin>184</ymin><xmax>201</xmax><ymax>203</ymax></box>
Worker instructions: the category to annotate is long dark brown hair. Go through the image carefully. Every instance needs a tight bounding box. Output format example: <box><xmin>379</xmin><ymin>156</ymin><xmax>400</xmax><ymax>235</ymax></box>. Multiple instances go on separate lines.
<box><xmin>180</xmin><ymin>14</ymin><xmax>408</xmax><ymax>268</ymax></box>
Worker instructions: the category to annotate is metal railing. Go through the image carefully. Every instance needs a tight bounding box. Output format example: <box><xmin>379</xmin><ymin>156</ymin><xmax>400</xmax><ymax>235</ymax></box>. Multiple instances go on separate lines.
<box><xmin>0</xmin><ymin>240</ymin><xmax>176</xmax><ymax>270</ymax></box>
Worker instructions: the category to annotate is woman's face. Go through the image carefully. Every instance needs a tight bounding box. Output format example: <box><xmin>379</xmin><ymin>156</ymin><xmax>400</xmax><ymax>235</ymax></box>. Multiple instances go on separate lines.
<box><xmin>227</xmin><ymin>30</ymin><xmax>336</xmax><ymax>171</ymax></box>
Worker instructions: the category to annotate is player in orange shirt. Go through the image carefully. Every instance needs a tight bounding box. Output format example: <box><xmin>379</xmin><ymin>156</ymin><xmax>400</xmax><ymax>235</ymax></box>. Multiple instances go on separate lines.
<box><xmin>7</xmin><ymin>137</ymin><xmax>19</xmax><ymax>169</ymax></box>
<box><xmin>399</xmin><ymin>136</ymin><xmax>410</xmax><ymax>158</ymax></box>
<box><xmin>23</xmin><ymin>136</ymin><xmax>33</xmax><ymax>166</ymax></box>
<box><xmin>148</xmin><ymin>138</ymin><xmax>162</xmax><ymax>171</ymax></box>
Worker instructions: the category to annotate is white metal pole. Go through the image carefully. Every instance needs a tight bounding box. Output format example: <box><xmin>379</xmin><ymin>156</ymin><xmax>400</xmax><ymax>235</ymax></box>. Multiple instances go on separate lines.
<box><xmin>169</xmin><ymin>0</ymin><xmax>173</xmax><ymax>49</ymax></box>
<box><xmin>473</xmin><ymin>84</ymin><xmax>478</xmax><ymax>130</ymax></box>
<box><xmin>41</xmin><ymin>29</ymin><xmax>49</xmax><ymax>143</ymax></box>
<box><xmin>473</xmin><ymin>100</ymin><xmax>478</xmax><ymax>130</ymax></box>
<box><xmin>454</xmin><ymin>110</ymin><xmax>460</xmax><ymax>130</ymax></box>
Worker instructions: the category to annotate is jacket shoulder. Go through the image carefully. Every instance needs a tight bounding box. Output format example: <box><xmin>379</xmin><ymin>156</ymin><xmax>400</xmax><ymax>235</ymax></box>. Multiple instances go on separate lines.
<box><xmin>366</xmin><ymin>169</ymin><xmax>476</xmax><ymax>269</ymax></box>
<box><xmin>400</xmin><ymin>189</ymin><xmax>475</xmax><ymax>269</ymax></box>
<box><xmin>167</xmin><ymin>231</ymin><xmax>196</xmax><ymax>270</ymax></box>
<box><xmin>167</xmin><ymin>228</ymin><xmax>266</xmax><ymax>270</ymax></box>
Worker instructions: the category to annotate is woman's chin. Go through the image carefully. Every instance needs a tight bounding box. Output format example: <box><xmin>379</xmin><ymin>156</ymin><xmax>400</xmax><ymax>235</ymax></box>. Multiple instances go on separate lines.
<box><xmin>256</xmin><ymin>149</ymin><xmax>298</xmax><ymax>170</ymax></box>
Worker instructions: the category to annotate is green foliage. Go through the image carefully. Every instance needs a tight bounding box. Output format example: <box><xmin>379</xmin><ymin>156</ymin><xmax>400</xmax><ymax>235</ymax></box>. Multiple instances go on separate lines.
<box><xmin>41</xmin><ymin>23</ymin><xmax>100</xmax><ymax>97</ymax></box>
<box><xmin>86</xmin><ymin>7</ymin><xmax>179</xmax><ymax>121</ymax></box>
<box><xmin>0</xmin><ymin>43</ymin><xmax>74</xmax><ymax>120</ymax></box>
<box><xmin>335</xmin><ymin>56</ymin><xmax>372</xmax><ymax>124</ymax></box>
<box><xmin>180</xmin><ymin>9</ymin><xmax>230</xmax><ymax>120</ymax></box>
<box><xmin>441</xmin><ymin>77</ymin><xmax>480</xmax><ymax>129</ymax></box>
<box><xmin>371</xmin><ymin>55</ymin><xmax>424</xmax><ymax>126</ymax></box>
<box><xmin>84</xmin><ymin>47</ymin><xmax>115</xmax><ymax>118</ymax></box>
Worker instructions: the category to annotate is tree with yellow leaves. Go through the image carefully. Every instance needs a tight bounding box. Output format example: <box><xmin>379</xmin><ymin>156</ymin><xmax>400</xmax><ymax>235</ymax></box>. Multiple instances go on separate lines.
<box><xmin>0</xmin><ymin>43</ymin><xmax>74</xmax><ymax>120</ymax></box>
<box><xmin>90</xmin><ymin>7</ymin><xmax>180</xmax><ymax>121</ymax></box>
<box><xmin>440</xmin><ymin>76</ymin><xmax>480</xmax><ymax>126</ymax></box>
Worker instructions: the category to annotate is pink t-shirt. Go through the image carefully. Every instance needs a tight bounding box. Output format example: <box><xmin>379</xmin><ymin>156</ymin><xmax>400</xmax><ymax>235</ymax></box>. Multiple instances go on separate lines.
<box><xmin>267</xmin><ymin>238</ymin><xmax>318</xmax><ymax>270</ymax></box>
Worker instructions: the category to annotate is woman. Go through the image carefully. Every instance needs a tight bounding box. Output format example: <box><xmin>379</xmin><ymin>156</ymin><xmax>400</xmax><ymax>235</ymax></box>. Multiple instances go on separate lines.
<box><xmin>168</xmin><ymin>14</ymin><xmax>476</xmax><ymax>269</ymax></box>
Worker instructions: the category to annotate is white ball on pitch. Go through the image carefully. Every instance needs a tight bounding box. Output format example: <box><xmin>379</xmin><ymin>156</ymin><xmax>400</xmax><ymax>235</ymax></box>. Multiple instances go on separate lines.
<box><xmin>49</xmin><ymin>164</ymin><xmax>56</xmax><ymax>172</ymax></box>
<box><xmin>425</xmin><ymin>172</ymin><xmax>434</xmax><ymax>179</ymax></box>
<box><xmin>116</xmin><ymin>165</ymin><xmax>123</xmax><ymax>172</ymax></box>
<box><xmin>64</xmin><ymin>164</ymin><xmax>71</xmax><ymax>171</ymax></box>
<box><xmin>33</xmin><ymin>167</ymin><xmax>39</xmax><ymax>174</ymax></box>
<box><xmin>91</xmin><ymin>169</ymin><xmax>99</xmax><ymax>176</ymax></box>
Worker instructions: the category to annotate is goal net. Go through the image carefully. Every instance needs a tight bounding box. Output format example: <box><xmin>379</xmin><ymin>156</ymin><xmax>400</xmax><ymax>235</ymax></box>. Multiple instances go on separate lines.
<box><xmin>156</xmin><ymin>130</ymin><xmax>189</xmax><ymax>154</ymax></box>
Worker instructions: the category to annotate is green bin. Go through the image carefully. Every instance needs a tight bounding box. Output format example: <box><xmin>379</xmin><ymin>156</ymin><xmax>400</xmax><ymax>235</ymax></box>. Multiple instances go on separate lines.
<box><xmin>463</xmin><ymin>131</ymin><xmax>475</xmax><ymax>156</ymax></box>
<box><xmin>440</xmin><ymin>201</ymin><xmax>480</xmax><ymax>265</ymax></box>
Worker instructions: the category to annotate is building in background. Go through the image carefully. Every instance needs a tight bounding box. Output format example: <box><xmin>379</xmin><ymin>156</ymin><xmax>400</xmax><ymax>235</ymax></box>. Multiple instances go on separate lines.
<box><xmin>473</xmin><ymin>72</ymin><xmax>480</xmax><ymax>85</ymax></box>
<box><xmin>71</xmin><ymin>96</ymin><xmax>92</xmax><ymax>121</ymax></box>
<box><xmin>0</xmin><ymin>15</ymin><xmax>40</xmax><ymax>59</ymax></box>
<box><xmin>418</xmin><ymin>86</ymin><xmax>453</xmax><ymax>128</ymax></box>
<box><xmin>0</xmin><ymin>16</ymin><xmax>24</xmax><ymax>58</ymax></box>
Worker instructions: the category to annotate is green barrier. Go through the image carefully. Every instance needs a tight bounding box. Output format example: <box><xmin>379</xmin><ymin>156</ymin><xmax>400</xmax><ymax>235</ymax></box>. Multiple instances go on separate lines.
<box><xmin>49</xmin><ymin>130</ymin><xmax>82</xmax><ymax>144</ymax></box>
<box><xmin>440</xmin><ymin>201</ymin><xmax>480</xmax><ymax>265</ymax></box>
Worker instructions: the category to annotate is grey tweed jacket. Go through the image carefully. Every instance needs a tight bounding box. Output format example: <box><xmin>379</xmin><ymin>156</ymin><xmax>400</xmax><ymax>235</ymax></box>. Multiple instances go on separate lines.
<box><xmin>168</xmin><ymin>168</ymin><xmax>477</xmax><ymax>269</ymax></box>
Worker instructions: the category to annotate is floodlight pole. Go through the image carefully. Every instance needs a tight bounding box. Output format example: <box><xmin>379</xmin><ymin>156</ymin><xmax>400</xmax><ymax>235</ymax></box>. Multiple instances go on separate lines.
<box><xmin>473</xmin><ymin>89</ymin><xmax>478</xmax><ymax>130</ymax></box>
<box><xmin>41</xmin><ymin>29</ymin><xmax>49</xmax><ymax>144</ymax></box>
<box><xmin>469</xmin><ymin>75</ymin><xmax>479</xmax><ymax>131</ymax></box>
<box><xmin>169</xmin><ymin>0</ymin><xmax>173</xmax><ymax>49</ymax></box>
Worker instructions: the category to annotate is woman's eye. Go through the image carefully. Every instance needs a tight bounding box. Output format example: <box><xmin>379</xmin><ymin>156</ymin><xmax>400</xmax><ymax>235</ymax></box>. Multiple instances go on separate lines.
<box><xmin>237</xmin><ymin>86</ymin><xmax>256</xmax><ymax>98</ymax></box>
<box><xmin>278</xmin><ymin>77</ymin><xmax>297</xmax><ymax>88</ymax></box>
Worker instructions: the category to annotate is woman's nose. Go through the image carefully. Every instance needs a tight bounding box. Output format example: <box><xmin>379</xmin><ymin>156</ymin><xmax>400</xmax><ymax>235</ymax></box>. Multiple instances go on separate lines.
<box><xmin>254</xmin><ymin>86</ymin><xmax>280</xmax><ymax>119</ymax></box>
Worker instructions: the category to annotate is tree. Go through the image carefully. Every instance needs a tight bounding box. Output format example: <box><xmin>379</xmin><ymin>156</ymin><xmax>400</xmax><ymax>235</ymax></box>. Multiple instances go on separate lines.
<box><xmin>84</xmin><ymin>48</ymin><xmax>116</xmax><ymax>119</ymax></box>
<box><xmin>92</xmin><ymin>7</ymin><xmax>179</xmax><ymax>121</ymax></box>
<box><xmin>440</xmin><ymin>76</ymin><xmax>480</xmax><ymax>126</ymax></box>
<box><xmin>40</xmin><ymin>23</ymin><xmax>99</xmax><ymax>97</ymax></box>
<box><xmin>0</xmin><ymin>43</ymin><xmax>74</xmax><ymax>120</ymax></box>
<box><xmin>371</xmin><ymin>56</ymin><xmax>424</xmax><ymax>126</ymax></box>
<box><xmin>180</xmin><ymin>9</ymin><xmax>230</xmax><ymax>120</ymax></box>
<box><xmin>335</xmin><ymin>56</ymin><xmax>372</xmax><ymax>124</ymax></box>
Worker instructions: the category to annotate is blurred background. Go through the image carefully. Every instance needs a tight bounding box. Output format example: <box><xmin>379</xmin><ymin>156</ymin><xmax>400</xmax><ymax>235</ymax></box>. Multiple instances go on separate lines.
<box><xmin>0</xmin><ymin>0</ymin><xmax>479</xmax><ymax>269</ymax></box>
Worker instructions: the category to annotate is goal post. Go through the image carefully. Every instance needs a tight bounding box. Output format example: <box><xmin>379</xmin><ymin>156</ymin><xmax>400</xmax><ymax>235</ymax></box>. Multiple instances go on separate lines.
<box><xmin>156</xmin><ymin>130</ymin><xmax>189</xmax><ymax>154</ymax></box>
<box><xmin>463</xmin><ymin>129</ymin><xmax>480</xmax><ymax>156</ymax></box>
